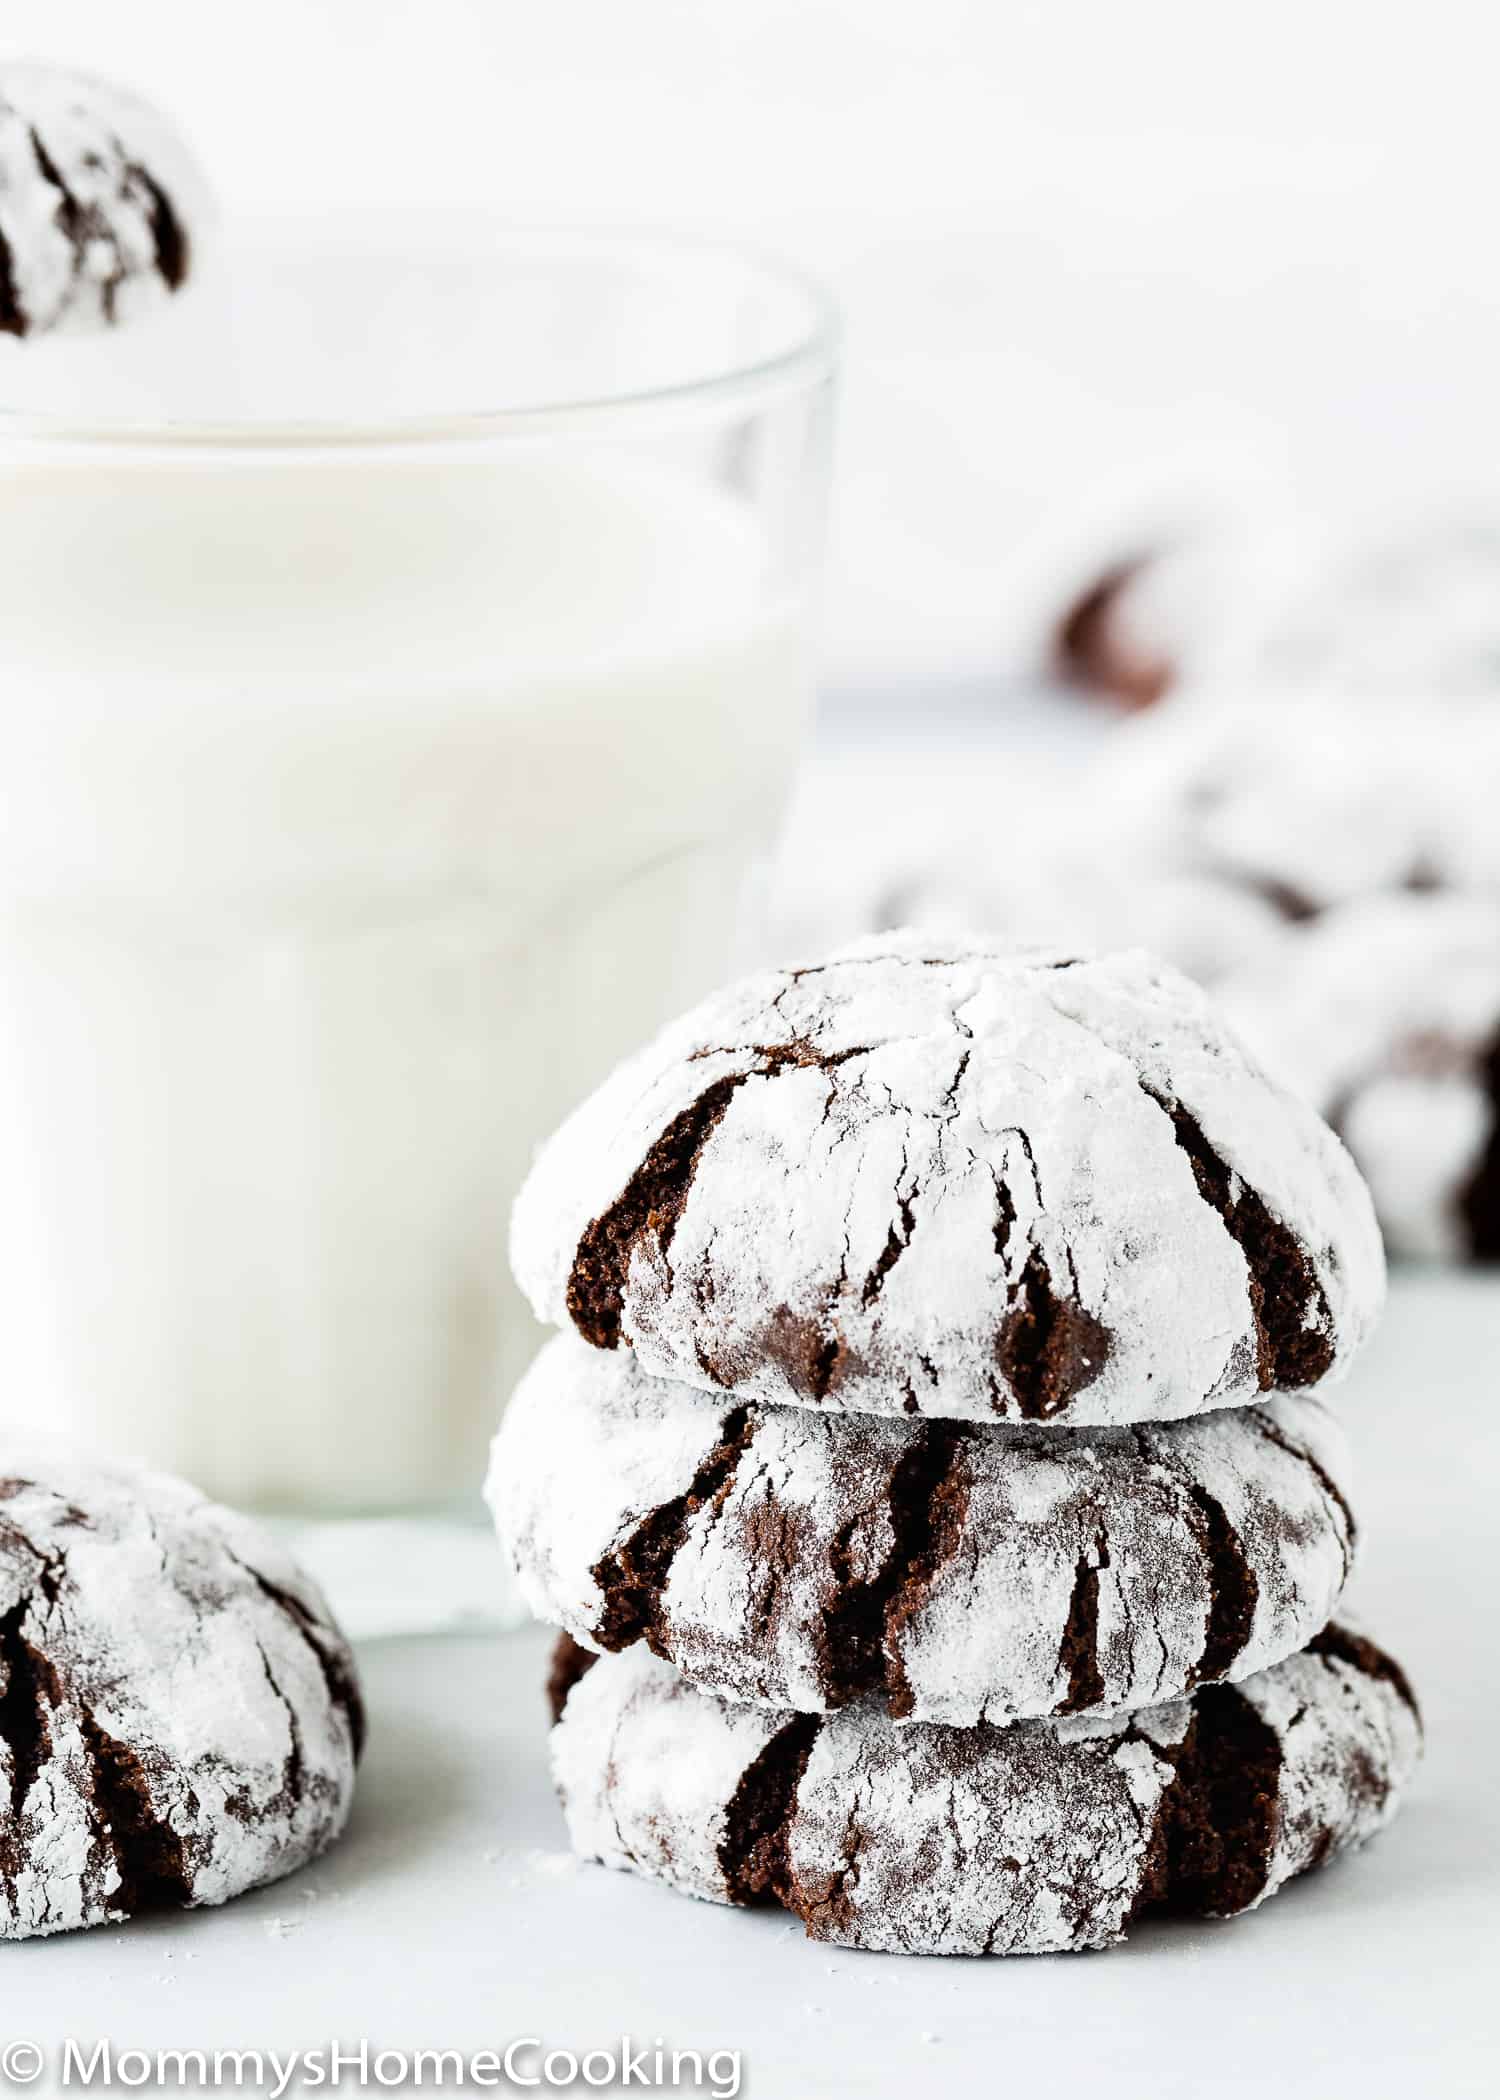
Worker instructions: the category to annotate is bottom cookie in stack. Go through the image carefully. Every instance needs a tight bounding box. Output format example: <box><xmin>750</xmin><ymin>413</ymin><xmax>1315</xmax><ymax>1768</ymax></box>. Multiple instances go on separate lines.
<box><xmin>546</xmin><ymin>1629</ymin><xmax>1420</xmax><ymax>1957</ymax></box>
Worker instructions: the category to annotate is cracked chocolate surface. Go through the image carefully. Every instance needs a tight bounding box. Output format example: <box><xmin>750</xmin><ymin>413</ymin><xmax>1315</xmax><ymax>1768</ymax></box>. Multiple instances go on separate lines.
<box><xmin>590</xmin><ymin>1406</ymin><xmax>753</xmax><ymax>1653</ymax></box>
<box><xmin>546</xmin><ymin>1635</ymin><xmax>598</xmax><ymax>1726</ymax></box>
<box><xmin>1137</xmin><ymin>1086</ymin><xmax>1333</xmax><ymax>1388</ymax></box>
<box><xmin>0</xmin><ymin>1444</ymin><xmax>361</xmax><ymax>1940</ymax></box>
<box><xmin>0</xmin><ymin>64</ymin><xmax>205</xmax><ymax>339</ymax></box>
<box><xmin>1055</xmin><ymin>556</ymin><xmax>1176</xmax><ymax>710</ymax></box>
<box><xmin>515</xmin><ymin>935</ymin><xmax>1383</xmax><ymax>1424</ymax></box>
<box><xmin>491</xmin><ymin>1336</ymin><xmax>1357</xmax><ymax>1726</ymax></box>
<box><xmin>1223</xmin><ymin>891</ymin><xmax>1500</xmax><ymax>1263</ymax></box>
<box><xmin>1458</xmin><ymin>1026</ymin><xmax>1500</xmax><ymax>1258</ymax></box>
<box><xmin>551</xmin><ymin>1628</ymin><xmax>1420</xmax><ymax>1957</ymax></box>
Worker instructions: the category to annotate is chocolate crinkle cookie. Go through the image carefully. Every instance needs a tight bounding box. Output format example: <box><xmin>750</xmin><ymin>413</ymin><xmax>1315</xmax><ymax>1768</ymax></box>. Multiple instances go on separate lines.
<box><xmin>883</xmin><ymin>845</ymin><xmax>1289</xmax><ymax>993</ymax></box>
<box><xmin>513</xmin><ymin>935</ymin><xmax>1384</xmax><ymax>1426</ymax></box>
<box><xmin>1090</xmin><ymin>694</ymin><xmax>1500</xmax><ymax>919</ymax></box>
<box><xmin>0</xmin><ymin>1442</ymin><xmax>363</xmax><ymax>1940</ymax></box>
<box><xmin>1048</xmin><ymin>510</ymin><xmax>1500</xmax><ymax>709</ymax></box>
<box><xmin>1219</xmin><ymin>516</ymin><xmax>1500</xmax><ymax>702</ymax></box>
<box><xmin>493</xmin><ymin>1337</ymin><xmax>1357</xmax><ymax>1727</ymax></box>
<box><xmin>550</xmin><ymin>1631</ymin><xmax>1421</xmax><ymax>1958</ymax></box>
<box><xmin>0</xmin><ymin>63</ymin><xmax>206</xmax><ymax>338</ymax></box>
<box><xmin>1224</xmin><ymin>892</ymin><xmax>1500</xmax><ymax>1262</ymax></box>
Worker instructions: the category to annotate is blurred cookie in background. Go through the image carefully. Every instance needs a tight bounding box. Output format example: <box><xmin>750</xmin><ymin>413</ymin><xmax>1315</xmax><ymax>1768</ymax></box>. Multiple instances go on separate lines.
<box><xmin>766</xmin><ymin>738</ymin><xmax>1287</xmax><ymax>988</ymax></box>
<box><xmin>772</xmin><ymin>692</ymin><xmax>1498</xmax><ymax>992</ymax></box>
<box><xmin>1222</xmin><ymin>892</ymin><xmax>1500</xmax><ymax>1263</ymax></box>
<box><xmin>1043</xmin><ymin>502</ymin><xmax>1500</xmax><ymax>711</ymax></box>
<box><xmin>1213</xmin><ymin>517</ymin><xmax>1500</xmax><ymax>702</ymax></box>
<box><xmin>1089</xmin><ymin>693</ymin><xmax>1500</xmax><ymax>915</ymax></box>
<box><xmin>884</xmin><ymin>834</ymin><xmax>1288</xmax><ymax>987</ymax></box>
<box><xmin>1020</xmin><ymin>452</ymin><xmax>1290</xmax><ymax>710</ymax></box>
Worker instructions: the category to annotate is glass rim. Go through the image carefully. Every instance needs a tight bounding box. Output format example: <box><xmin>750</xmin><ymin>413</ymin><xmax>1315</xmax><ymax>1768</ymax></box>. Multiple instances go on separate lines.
<box><xmin>0</xmin><ymin>214</ymin><xmax>840</xmax><ymax>457</ymax></box>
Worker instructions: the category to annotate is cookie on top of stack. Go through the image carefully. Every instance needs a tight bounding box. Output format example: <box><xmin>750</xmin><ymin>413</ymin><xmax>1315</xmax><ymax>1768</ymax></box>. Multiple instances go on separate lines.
<box><xmin>490</xmin><ymin>935</ymin><xmax>1420</xmax><ymax>1957</ymax></box>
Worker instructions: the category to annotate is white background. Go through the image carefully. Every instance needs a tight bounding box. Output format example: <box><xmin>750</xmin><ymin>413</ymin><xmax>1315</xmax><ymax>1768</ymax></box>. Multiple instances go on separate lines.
<box><xmin>2</xmin><ymin>17</ymin><xmax>1496</xmax><ymax>2087</ymax></box>
<box><xmin>8</xmin><ymin>0</ymin><xmax>1500</xmax><ymax>684</ymax></box>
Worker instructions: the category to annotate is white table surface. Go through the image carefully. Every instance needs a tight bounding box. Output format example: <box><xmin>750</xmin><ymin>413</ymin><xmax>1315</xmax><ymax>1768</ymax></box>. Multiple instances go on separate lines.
<box><xmin>7</xmin><ymin>1273</ymin><xmax>1497</xmax><ymax>2100</ymax></box>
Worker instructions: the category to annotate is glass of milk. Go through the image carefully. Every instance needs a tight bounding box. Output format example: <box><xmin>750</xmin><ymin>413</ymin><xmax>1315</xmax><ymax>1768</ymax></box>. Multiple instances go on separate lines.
<box><xmin>0</xmin><ymin>217</ymin><xmax>836</xmax><ymax>1538</ymax></box>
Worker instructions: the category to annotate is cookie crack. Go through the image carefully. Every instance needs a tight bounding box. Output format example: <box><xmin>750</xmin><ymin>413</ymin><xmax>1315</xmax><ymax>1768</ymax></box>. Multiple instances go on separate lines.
<box><xmin>1055</xmin><ymin>1532</ymin><xmax>1109</xmax><ymax>1713</ymax></box>
<box><xmin>796</xmin><ymin>1784</ymin><xmax>871</xmax><ymax>1939</ymax></box>
<box><xmin>546</xmin><ymin>1634</ymin><xmax>599</xmax><ymax>1726</ymax></box>
<box><xmin>987</xmin><ymin>1132</ymin><xmax>1112</xmax><ymax>1419</ymax></box>
<box><xmin>567</xmin><ymin>1074</ymin><xmax>748</xmax><ymax>1349</ymax></box>
<box><xmin>566</xmin><ymin>1039</ymin><xmax>871</xmax><ymax>1351</ymax></box>
<box><xmin>1307</xmin><ymin>1623</ymin><xmax>1421</xmax><ymax>1724</ymax></box>
<box><xmin>0</xmin><ymin>1513</ymin><xmax>67</xmax><ymax>1606</ymax></box>
<box><xmin>860</xmin><ymin>1153</ymin><xmax>917</xmax><ymax>1310</ymax></box>
<box><xmin>224</xmin><ymin>1555</ymin><xmax>367</xmax><ymax>1761</ymax></box>
<box><xmin>28</xmin><ymin>127</ymin><xmax>126</xmax><ymax>321</ymax></box>
<box><xmin>717</xmin><ymin>1711</ymin><xmax>822</xmax><ymax>1907</ymax></box>
<box><xmin>990</xmin><ymin>1163</ymin><xmax>1019</xmax><ymax>1263</ymax></box>
<box><xmin>1248</xmin><ymin>1410</ymin><xmax>1358</xmax><ymax>1578</ymax></box>
<box><xmin>1137</xmin><ymin>1083</ymin><xmax>1334</xmax><ymax>1389</ymax></box>
<box><xmin>1133</xmin><ymin>1684</ymin><xmax>1284</xmax><ymax>1922</ymax></box>
<box><xmin>1182</xmin><ymin>1484</ymin><xmax>1259</xmax><ymax>1686</ymax></box>
<box><xmin>129</xmin><ymin>160</ymin><xmax>189</xmax><ymax>289</ymax></box>
<box><xmin>589</xmin><ymin>1408</ymin><xmax>756</xmax><ymax>1655</ymax></box>
<box><xmin>0</xmin><ymin>1542</ymin><xmax>194</xmax><ymax>1923</ymax></box>
<box><xmin>76</xmin><ymin>1705</ymin><xmax>194</xmax><ymax>1920</ymax></box>
<box><xmin>1457</xmin><ymin>1025</ymin><xmax>1500</xmax><ymax>1259</ymax></box>
<box><xmin>939</xmin><ymin>1046</ymin><xmax>971</xmax><ymax>1117</ymax></box>
<box><xmin>251</xmin><ymin>1642</ymin><xmax>307</xmax><ymax>1819</ymax></box>
<box><xmin>995</xmin><ymin>1244</ymin><xmax>1113</xmax><ymax>1419</ymax></box>
<box><xmin>0</xmin><ymin>224</ymin><xmax>22</xmax><ymax>338</ymax></box>
<box><xmin>0</xmin><ymin>1592</ymin><xmax>62</xmax><ymax>1908</ymax></box>
<box><xmin>818</xmin><ymin>1424</ymin><xmax>972</xmax><ymax>1715</ymax></box>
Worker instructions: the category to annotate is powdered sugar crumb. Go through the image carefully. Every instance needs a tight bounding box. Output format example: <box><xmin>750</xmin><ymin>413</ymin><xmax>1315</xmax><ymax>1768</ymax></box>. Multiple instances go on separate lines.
<box><xmin>495</xmin><ymin>1848</ymin><xmax>583</xmax><ymax>1892</ymax></box>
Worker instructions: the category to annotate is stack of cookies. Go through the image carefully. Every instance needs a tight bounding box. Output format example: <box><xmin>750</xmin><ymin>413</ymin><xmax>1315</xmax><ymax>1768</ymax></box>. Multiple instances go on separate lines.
<box><xmin>490</xmin><ymin>936</ymin><xmax>1421</xmax><ymax>1956</ymax></box>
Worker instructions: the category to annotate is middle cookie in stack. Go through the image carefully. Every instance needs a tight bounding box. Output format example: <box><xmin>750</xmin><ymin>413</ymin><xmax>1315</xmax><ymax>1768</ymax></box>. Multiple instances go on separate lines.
<box><xmin>492</xmin><ymin>935</ymin><xmax>1416</xmax><ymax>1955</ymax></box>
<box><xmin>498</xmin><ymin>1343</ymin><xmax>1355</xmax><ymax>1728</ymax></box>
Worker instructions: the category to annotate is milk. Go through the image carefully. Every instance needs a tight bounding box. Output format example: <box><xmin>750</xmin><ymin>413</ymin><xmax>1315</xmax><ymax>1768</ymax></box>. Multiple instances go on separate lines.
<box><xmin>0</xmin><ymin>449</ymin><xmax>810</xmax><ymax>1509</ymax></box>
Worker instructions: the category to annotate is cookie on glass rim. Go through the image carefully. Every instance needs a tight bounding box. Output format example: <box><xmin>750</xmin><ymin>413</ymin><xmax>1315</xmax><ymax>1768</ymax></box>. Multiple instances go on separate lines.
<box><xmin>0</xmin><ymin>62</ymin><xmax>208</xmax><ymax>339</ymax></box>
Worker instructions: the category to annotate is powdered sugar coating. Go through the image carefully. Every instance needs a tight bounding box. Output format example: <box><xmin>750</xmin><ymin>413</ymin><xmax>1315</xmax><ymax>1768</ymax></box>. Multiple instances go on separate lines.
<box><xmin>768</xmin><ymin>695</ymin><xmax>1500</xmax><ymax>991</ymax></box>
<box><xmin>513</xmin><ymin>935</ymin><xmax>1384</xmax><ymax>1424</ymax></box>
<box><xmin>1209</xmin><ymin>517</ymin><xmax>1500</xmax><ymax>702</ymax></box>
<box><xmin>0</xmin><ymin>1441</ymin><xmax>363</xmax><ymax>1940</ymax></box>
<box><xmin>1223</xmin><ymin>892</ymin><xmax>1500</xmax><ymax>1260</ymax></box>
<box><xmin>492</xmin><ymin>1336</ymin><xmax>1356</xmax><ymax>1725</ymax></box>
<box><xmin>887</xmin><ymin>850</ymin><xmax>1287</xmax><ymax>990</ymax></box>
<box><xmin>0</xmin><ymin>63</ymin><xmax>206</xmax><ymax>339</ymax></box>
<box><xmin>552</xmin><ymin>1634</ymin><xmax>1420</xmax><ymax>1956</ymax></box>
<box><xmin>1095</xmin><ymin>694</ymin><xmax>1500</xmax><ymax>911</ymax></box>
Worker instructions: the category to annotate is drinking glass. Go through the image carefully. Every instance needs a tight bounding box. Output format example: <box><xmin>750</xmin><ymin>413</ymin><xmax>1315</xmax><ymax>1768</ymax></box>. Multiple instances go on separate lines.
<box><xmin>0</xmin><ymin>216</ymin><xmax>837</xmax><ymax>1609</ymax></box>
